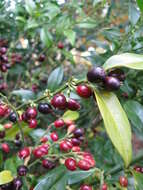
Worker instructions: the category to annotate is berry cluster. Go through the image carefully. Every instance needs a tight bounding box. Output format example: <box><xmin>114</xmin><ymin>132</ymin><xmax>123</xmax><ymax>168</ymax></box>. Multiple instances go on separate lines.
<box><xmin>87</xmin><ymin>66</ymin><xmax>125</xmax><ymax>91</ymax></box>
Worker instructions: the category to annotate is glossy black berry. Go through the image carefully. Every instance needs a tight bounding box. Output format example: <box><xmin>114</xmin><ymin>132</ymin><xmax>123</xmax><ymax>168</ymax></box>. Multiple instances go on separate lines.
<box><xmin>17</xmin><ymin>165</ymin><xmax>28</xmax><ymax>176</ymax></box>
<box><xmin>0</xmin><ymin>130</ymin><xmax>5</xmax><ymax>139</ymax></box>
<box><xmin>87</xmin><ymin>67</ymin><xmax>106</xmax><ymax>83</ymax></box>
<box><xmin>74</xmin><ymin>128</ymin><xmax>84</xmax><ymax>138</ymax></box>
<box><xmin>15</xmin><ymin>140</ymin><xmax>22</xmax><ymax>147</ymax></box>
<box><xmin>9</xmin><ymin>112</ymin><xmax>17</xmax><ymax>122</ymax></box>
<box><xmin>108</xmin><ymin>69</ymin><xmax>125</xmax><ymax>81</ymax></box>
<box><xmin>38</xmin><ymin>103</ymin><xmax>52</xmax><ymax>114</ymax></box>
<box><xmin>105</xmin><ymin>76</ymin><xmax>120</xmax><ymax>91</ymax></box>
<box><xmin>13</xmin><ymin>178</ymin><xmax>23</xmax><ymax>190</ymax></box>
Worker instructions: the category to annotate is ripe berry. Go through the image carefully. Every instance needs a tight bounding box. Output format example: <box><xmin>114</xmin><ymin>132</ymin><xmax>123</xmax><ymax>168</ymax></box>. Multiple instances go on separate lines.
<box><xmin>67</xmin><ymin>99</ymin><xmax>80</xmax><ymax>111</ymax></box>
<box><xmin>13</xmin><ymin>177</ymin><xmax>23</xmax><ymax>190</ymax></box>
<box><xmin>108</xmin><ymin>69</ymin><xmax>125</xmax><ymax>81</ymax></box>
<box><xmin>87</xmin><ymin>67</ymin><xmax>106</xmax><ymax>83</ymax></box>
<box><xmin>119</xmin><ymin>176</ymin><xmax>128</xmax><ymax>187</ymax></box>
<box><xmin>134</xmin><ymin>166</ymin><xmax>141</xmax><ymax>173</ymax></box>
<box><xmin>0</xmin><ymin>130</ymin><xmax>5</xmax><ymax>138</ymax></box>
<box><xmin>33</xmin><ymin>148</ymin><xmax>43</xmax><ymax>158</ymax></box>
<box><xmin>28</xmin><ymin>119</ymin><xmax>37</xmax><ymax>128</ymax></box>
<box><xmin>76</xmin><ymin>84</ymin><xmax>92</xmax><ymax>98</ymax></box>
<box><xmin>51</xmin><ymin>94</ymin><xmax>67</xmax><ymax>110</ymax></box>
<box><xmin>9</xmin><ymin>112</ymin><xmax>17</xmax><ymax>122</ymax></box>
<box><xmin>15</xmin><ymin>140</ymin><xmax>22</xmax><ymax>147</ymax></box>
<box><xmin>58</xmin><ymin>42</ymin><xmax>64</xmax><ymax>49</ymax></box>
<box><xmin>40</xmin><ymin>136</ymin><xmax>48</xmax><ymax>143</ymax></box>
<box><xmin>80</xmin><ymin>184</ymin><xmax>92</xmax><ymax>190</ymax></box>
<box><xmin>21</xmin><ymin>112</ymin><xmax>27</xmax><ymax>122</ymax></box>
<box><xmin>38</xmin><ymin>54</ymin><xmax>45</xmax><ymax>62</ymax></box>
<box><xmin>65</xmin><ymin>158</ymin><xmax>77</xmax><ymax>171</ymax></box>
<box><xmin>71</xmin><ymin>138</ymin><xmax>81</xmax><ymax>146</ymax></box>
<box><xmin>1</xmin><ymin>143</ymin><xmax>10</xmax><ymax>153</ymax></box>
<box><xmin>0</xmin><ymin>105</ymin><xmax>6</xmax><ymax>116</ymax></box>
<box><xmin>0</xmin><ymin>47</ymin><xmax>7</xmax><ymax>54</ymax></box>
<box><xmin>105</xmin><ymin>76</ymin><xmax>120</xmax><ymax>91</ymax></box>
<box><xmin>50</xmin><ymin>132</ymin><xmax>59</xmax><ymax>141</ymax></box>
<box><xmin>18</xmin><ymin>147</ymin><xmax>30</xmax><ymax>159</ymax></box>
<box><xmin>54</xmin><ymin>119</ymin><xmax>65</xmax><ymax>128</ymax></box>
<box><xmin>78</xmin><ymin>159</ymin><xmax>91</xmax><ymax>170</ymax></box>
<box><xmin>102</xmin><ymin>183</ymin><xmax>108</xmax><ymax>190</ymax></box>
<box><xmin>17</xmin><ymin>165</ymin><xmax>28</xmax><ymax>176</ymax></box>
<box><xmin>60</xmin><ymin>140</ymin><xmax>72</xmax><ymax>152</ymax></box>
<box><xmin>42</xmin><ymin>159</ymin><xmax>55</xmax><ymax>169</ymax></box>
<box><xmin>1</xmin><ymin>64</ymin><xmax>7</xmax><ymax>72</ymax></box>
<box><xmin>38</xmin><ymin>103</ymin><xmax>52</xmax><ymax>114</ymax></box>
<box><xmin>74</xmin><ymin>128</ymin><xmax>84</xmax><ymax>138</ymax></box>
<box><xmin>26</xmin><ymin>107</ymin><xmax>37</xmax><ymax>119</ymax></box>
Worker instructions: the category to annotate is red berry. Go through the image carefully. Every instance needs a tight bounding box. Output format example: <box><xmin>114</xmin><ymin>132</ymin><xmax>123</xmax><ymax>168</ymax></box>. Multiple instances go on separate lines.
<box><xmin>28</xmin><ymin>119</ymin><xmax>37</xmax><ymax>128</ymax></box>
<box><xmin>119</xmin><ymin>176</ymin><xmax>128</xmax><ymax>187</ymax></box>
<box><xmin>102</xmin><ymin>183</ymin><xmax>108</xmax><ymax>190</ymax></box>
<box><xmin>0</xmin><ymin>105</ymin><xmax>7</xmax><ymax>117</ymax></box>
<box><xmin>65</xmin><ymin>120</ymin><xmax>74</xmax><ymax>126</ymax></box>
<box><xmin>65</xmin><ymin>158</ymin><xmax>77</xmax><ymax>171</ymax></box>
<box><xmin>4</xmin><ymin>123</ymin><xmax>12</xmax><ymax>129</ymax></box>
<box><xmin>0</xmin><ymin>47</ymin><xmax>7</xmax><ymax>54</ymax></box>
<box><xmin>58</xmin><ymin>42</ymin><xmax>64</xmax><ymax>49</ymax></box>
<box><xmin>72</xmin><ymin>146</ymin><xmax>81</xmax><ymax>152</ymax></box>
<box><xmin>60</xmin><ymin>140</ymin><xmax>72</xmax><ymax>152</ymax></box>
<box><xmin>78</xmin><ymin>159</ymin><xmax>91</xmax><ymax>170</ymax></box>
<box><xmin>40</xmin><ymin>137</ymin><xmax>48</xmax><ymax>143</ymax></box>
<box><xmin>1</xmin><ymin>64</ymin><xmax>7</xmax><ymax>72</ymax></box>
<box><xmin>1</xmin><ymin>143</ymin><xmax>10</xmax><ymax>153</ymax></box>
<box><xmin>67</xmin><ymin>99</ymin><xmax>80</xmax><ymax>111</ymax></box>
<box><xmin>54</xmin><ymin>119</ymin><xmax>65</xmax><ymax>128</ymax></box>
<box><xmin>134</xmin><ymin>166</ymin><xmax>141</xmax><ymax>173</ymax></box>
<box><xmin>76</xmin><ymin>84</ymin><xmax>92</xmax><ymax>98</ymax></box>
<box><xmin>26</xmin><ymin>107</ymin><xmax>37</xmax><ymax>119</ymax></box>
<box><xmin>51</xmin><ymin>94</ymin><xmax>67</xmax><ymax>110</ymax></box>
<box><xmin>18</xmin><ymin>147</ymin><xmax>30</xmax><ymax>159</ymax></box>
<box><xmin>33</xmin><ymin>148</ymin><xmax>43</xmax><ymax>158</ymax></box>
<box><xmin>50</xmin><ymin>132</ymin><xmax>59</xmax><ymax>141</ymax></box>
<box><xmin>80</xmin><ymin>185</ymin><xmax>92</xmax><ymax>190</ymax></box>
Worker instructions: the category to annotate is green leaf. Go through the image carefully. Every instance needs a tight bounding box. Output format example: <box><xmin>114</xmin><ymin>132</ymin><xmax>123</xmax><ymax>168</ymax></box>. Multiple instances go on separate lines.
<box><xmin>137</xmin><ymin>0</ymin><xmax>143</xmax><ymax>12</ymax></box>
<box><xmin>48</xmin><ymin>66</ymin><xmax>64</xmax><ymax>91</ymax></box>
<box><xmin>25</xmin><ymin>0</ymin><xmax>36</xmax><ymax>15</ymax></box>
<box><xmin>34</xmin><ymin>165</ymin><xmax>67</xmax><ymax>190</ymax></box>
<box><xmin>40</xmin><ymin>27</ymin><xmax>53</xmax><ymax>47</ymax></box>
<box><xmin>43</xmin><ymin>3</ymin><xmax>60</xmax><ymax>20</ymax></box>
<box><xmin>129</xmin><ymin>3</ymin><xmax>140</xmax><ymax>25</ymax></box>
<box><xmin>5</xmin><ymin>122</ymin><xmax>32</xmax><ymax>140</ymax></box>
<box><xmin>64</xmin><ymin>30</ymin><xmax>76</xmax><ymax>46</ymax></box>
<box><xmin>0</xmin><ymin>170</ymin><xmax>13</xmax><ymax>185</ymax></box>
<box><xmin>12</xmin><ymin>89</ymin><xmax>35</xmax><ymax>101</ymax></box>
<box><xmin>62</xmin><ymin>110</ymin><xmax>79</xmax><ymax>121</ymax></box>
<box><xmin>4</xmin><ymin>156</ymin><xmax>23</xmax><ymax>176</ymax></box>
<box><xmin>0</xmin><ymin>124</ymin><xmax>4</xmax><ymax>131</ymax></box>
<box><xmin>103</xmin><ymin>53</ymin><xmax>143</xmax><ymax>71</ymax></box>
<box><xmin>67</xmin><ymin>168</ymin><xmax>97</xmax><ymax>185</ymax></box>
<box><xmin>30</xmin><ymin>129</ymin><xmax>46</xmax><ymax>142</ymax></box>
<box><xmin>132</xmin><ymin>171</ymin><xmax>143</xmax><ymax>189</ymax></box>
<box><xmin>124</xmin><ymin>101</ymin><xmax>143</xmax><ymax>133</ymax></box>
<box><xmin>94</xmin><ymin>90</ymin><xmax>132</xmax><ymax>167</ymax></box>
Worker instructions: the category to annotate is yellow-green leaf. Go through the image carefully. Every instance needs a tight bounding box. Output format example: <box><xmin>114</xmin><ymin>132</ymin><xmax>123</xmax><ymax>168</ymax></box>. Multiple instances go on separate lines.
<box><xmin>62</xmin><ymin>110</ymin><xmax>79</xmax><ymax>121</ymax></box>
<box><xmin>0</xmin><ymin>170</ymin><xmax>13</xmax><ymax>185</ymax></box>
<box><xmin>94</xmin><ymin>90</ymin><xmax>132</xmax><ymax>167</ymax></box>
<box><xmin>103</xmin><ymin>53</ymin><xmax>143</xmax><ymax>71</ymax></box>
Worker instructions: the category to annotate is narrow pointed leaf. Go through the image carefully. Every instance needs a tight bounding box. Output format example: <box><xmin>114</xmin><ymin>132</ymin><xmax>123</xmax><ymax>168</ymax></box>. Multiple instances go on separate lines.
<box><xmin>94</xmin><ymin>90</ymin><xmax>132</xmax><ymax>167</ymax></box>
<box><xmin>103</xmin><ymin>53</ymin><xmax>143</xmax><ymax>71</ymax></box>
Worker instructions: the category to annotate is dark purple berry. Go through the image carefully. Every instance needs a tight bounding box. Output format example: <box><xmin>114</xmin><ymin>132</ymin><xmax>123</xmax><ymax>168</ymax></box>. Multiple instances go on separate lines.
<box><xmin>13</xmin><ymin>177</ymin><xmax>23</xmax><ymax>190</ymax></box>
<box><xmin>108</xmin><ymin>69</ymin><xmax>125</xmax><ymax>81</ymax></box>
<box><xmin>38</xmin><ymin>103</ymin><xmax>52</xmax><ymax>114</ymax></box>
<box><xmin>9</xmin><ymin>112</ymin><xmax>17</xmax><ymax>122</ymax></box>
<box><xmin>17</xmin><ymin>165</ymin><xmax>28</xmax><ymax>176</ymax></box>
<box><xmin>105</xmin><ymin>76</ymin><xmax>120</xmax><ymax>91</ymax></box>
<box><xmin>87</xmin><ymin>67</ymin><xmax>106</xmax><ymax>83</ymax></box>
<box><xmin>74</xmin><ymin>128</ymin><xmax>84</xmax><ymax>138</ymax></box>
